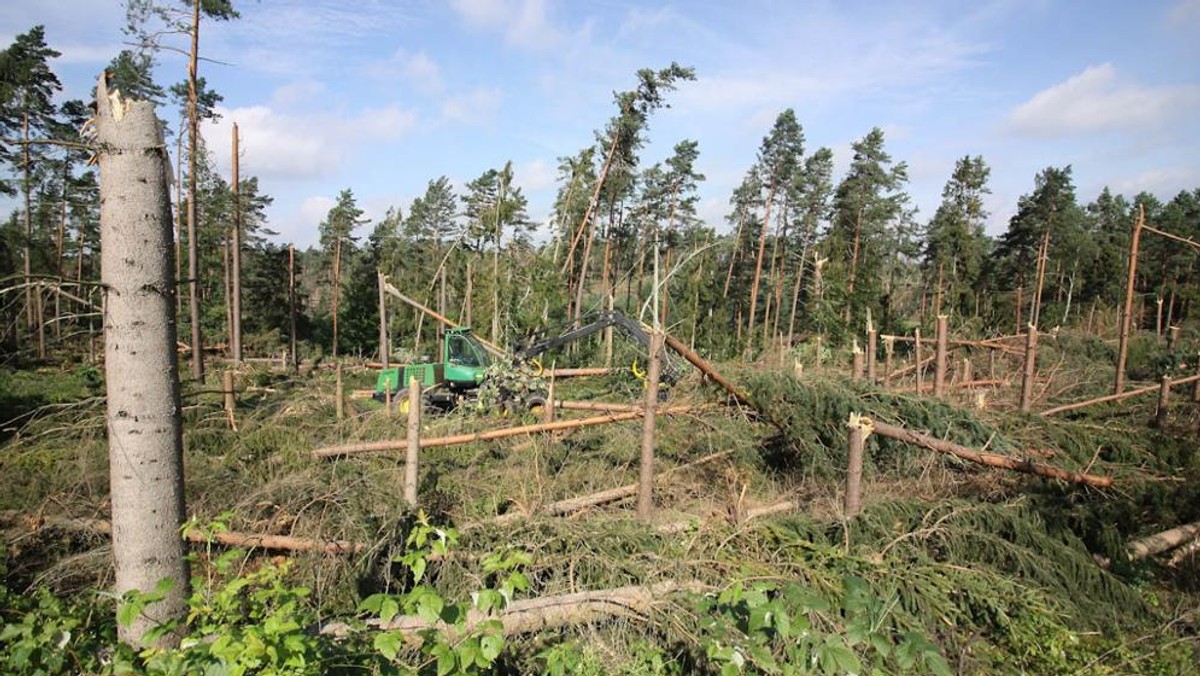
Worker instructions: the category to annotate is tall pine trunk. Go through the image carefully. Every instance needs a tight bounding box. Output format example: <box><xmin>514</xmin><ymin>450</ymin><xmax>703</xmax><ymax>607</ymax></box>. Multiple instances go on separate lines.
<box><xmin>746</xmin><ymin>180</ymin><xmax>777</xmax><ymax>350</ymax></box>
<box><xmin>96</xmin><ymin>75</ymin><xmax>188</xmax><ymax>649</ymax></box>
<box><xmin>186</xmin><ymin>0</ymin><xmax>204</xmax><ymax>382</ymax></box>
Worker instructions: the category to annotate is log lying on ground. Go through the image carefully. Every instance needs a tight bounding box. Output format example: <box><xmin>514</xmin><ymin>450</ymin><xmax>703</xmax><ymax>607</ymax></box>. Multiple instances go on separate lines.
<box><xmin>1127</xmin><ymin>521</ymin><xmax>1200</xmax><ymax>560</ymax></box>
<box><xmin>1040</xmin><ymin>372</ymin><xmax>1200</xmax><ymax>417</ymax></box>
<box><xmin>870</xmin><ymin>420</ymin><xmax>1114</xmax><ymax>488</ymax></box>
<box><xmin>545</xmin><ymin>367</ymin><xmax>616</xmax><ymax>378</ymax></box>
<box><xmin>887</xmin><ymin>355</ymin><xmax>937</xmax><ymax>380</ymax></box>
<box><xmin>488</xmin><ymin>450</ymin><xmax>732</xmax><ymax>525</ymax></box>
<box><xmin>321</xmin><ymin>580</ymin><xmax>696</xmax><ymax>639</ymax></box>
<box><xmin>907</xmin><ymin>378</ymin><xmax>1008</xmax><ymax>395</ymax></box>
<box><xmin>2</xmin><ymin>513</ymin><xmax>366</xmax><ymax>556</ymax></box>
<box><xmin>313</xmin><ymin>406</ymin><xmax>695</xmax><ymax>459</ymax></box>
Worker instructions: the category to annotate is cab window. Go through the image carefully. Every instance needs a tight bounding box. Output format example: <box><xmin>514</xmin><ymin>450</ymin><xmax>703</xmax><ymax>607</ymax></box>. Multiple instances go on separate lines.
<box><xmin>447</xmin><ymin>335</ymin><xmax>482</xmax><ymax>366</ymax></box>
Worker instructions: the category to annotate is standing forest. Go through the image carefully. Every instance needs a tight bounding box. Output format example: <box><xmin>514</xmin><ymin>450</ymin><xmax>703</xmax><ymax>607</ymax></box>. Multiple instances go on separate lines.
<box><xmin>3</xmin><ymin>6</ymin><xmax>1200</xmax><ymax>675</ymax></box>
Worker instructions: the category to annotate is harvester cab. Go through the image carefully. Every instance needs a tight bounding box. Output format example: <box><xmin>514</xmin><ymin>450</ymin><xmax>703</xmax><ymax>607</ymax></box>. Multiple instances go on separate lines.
<box><xmin>373</xmin><ymin>327</ymin><xmax>493</xmax><ymax>412</ymax></box>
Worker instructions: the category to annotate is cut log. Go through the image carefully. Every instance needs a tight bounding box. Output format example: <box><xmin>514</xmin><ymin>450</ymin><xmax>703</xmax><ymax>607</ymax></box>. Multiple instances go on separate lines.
<box><xmin>1127</xmin><ymin>521</ymin><xmax>1200</xmax><ymax>560</ymax></box>
<box><xmin>321</xmin><ymin>581</ymin><xmax>697</xmax><ymax>639</ymax></box>
<box><xmin>1040</xmin><ymin>372</ymin><xmax>1200</xmax><ymax>417</ymax></box>
<box><xmin>5</xmin><ymin>514</ymin><xmax>366</xmax><ymax>556</ymax></box>
<box><xmin>489</xmin><ymin>450</ymin><xmax>732</xmax><ymax>525</ymax></box>
<box><xmin>870</xmin><ymin>421</ymin><xmax>1113</xmax><ymax>488</ymax></box>
<box><xmin>313</xmin><ymin>407</ymin><xmax>695</xmax><ymax>459</ymax></box>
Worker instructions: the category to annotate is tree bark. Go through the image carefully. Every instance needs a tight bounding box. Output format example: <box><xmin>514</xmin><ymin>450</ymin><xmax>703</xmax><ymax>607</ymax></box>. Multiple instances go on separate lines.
<box><xmin>96</xmin><ymin>75</ymin><xmax>189</xmax><ymax>648</ymax></box>
<box><xmin>323</xmin><ymin>581</ymin><xmax>692</xmax><ymax>639</ymax></box>
<box><xmin>638</xmin><ymin>332</ymin><xmax>663</xmax><ymax>520</ymax></box>
<box><xmin>405</xmin><ymin>377</ymin><xmax>420</xmax><ymax>506</ymax></box>
<box><xmin>870</xmin><ymin>420</ymin><xmax>1112</xmax><ymax>488</ymax></box>
<box><xmin>1019</xmin><ymin>324</ymin><xmax>1038</xmax><ymax>413</ymax></box>
<box><xmin>745</xmin><ymin>180</ymin><xmax>777</xmax><ymax>350</ymax></box>
<box><xmin>934</xmin><ymin>315</ymin><xmax>948</xmax><ymax>397</ymax></box>
<box><xmin>313</xmin><ymin>407</ymin><xmax>693</xmax><ymax>459</ymax></box>
<box><xmin>1115</xmin><ymin>206</ymin><xmax>1144</xmax><ymax>394</ymax></box>
<box><xmin>187</xmin><ymin>0</ymin><xmax>204</xmax><ymax>383</ymax></box>
<box><xmin>1128</xmin><ymin>521</ymin><xmax>1200</xmax><ymax>560</ymax></box>
<box><xmin>230</xmin><ymin>122</ymin><xmax>242</xmax><ymax>364</ymax></box>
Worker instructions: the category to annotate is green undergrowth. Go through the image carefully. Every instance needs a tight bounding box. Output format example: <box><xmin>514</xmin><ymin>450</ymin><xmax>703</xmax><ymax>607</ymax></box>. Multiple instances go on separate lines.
<box><xmin>4</xmin><ymin>361</ymin><xmax>1200</xmax><ymax>672</ymax></box>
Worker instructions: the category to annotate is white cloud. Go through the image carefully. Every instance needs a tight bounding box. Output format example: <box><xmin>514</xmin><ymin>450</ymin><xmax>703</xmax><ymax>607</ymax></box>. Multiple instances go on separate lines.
<box><xmin>300</xmin><ymin>195</ymin><xmax>336</xmax><ymax>226</ymax></box>
<box><xmin>441</xmin><ymin>87</ymin><xmax>501</xmax><ymax>125</ymax></box>
<box><xmin>55</xmin><ymin>42</ymin><xmax>124</xmax><ymax>65</ymax></box>
<box><xmin>271</xmin><ymin>80</ymin><xmax>327</xmax><ymax>108</ymax></box>
<box><xmin>513</xmin><ymin>158</ymin><xmax>555</xmax><ymax>191</ymax></box>
<box><xmin>1106</xmin><ymin>167</ymin><xmax>1200</xmax><ymax>199</ymax></box>
<box><xmin>448</xmin><ymin>0</ymin><xmax>577</xmax><ymax>50</ymax></box>
<box><xmin>1007</xmin><ymin>64</ymin><xmax>1200</xmax><ymax>138</ymax></box>
<box><xmin>201</xmin><ymin>101</ymin><xmax>418</xmax><ymax>180</ymax></box>
<box><xmin>366</xmin><ymin>48</ymin><xmax>443</xmax><ymax>93</ymax></box>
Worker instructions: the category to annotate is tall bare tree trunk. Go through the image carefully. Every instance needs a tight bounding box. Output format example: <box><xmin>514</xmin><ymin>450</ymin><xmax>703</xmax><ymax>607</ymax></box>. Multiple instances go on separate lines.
<box><xmin>332</xmin><ymin>237</ymin><xmax>342</xmax><ymax>358</ymax></box>
<box><xmin>288</xmin><ymin>244</ymin><xmax>297</xmax><ymax>371</ymax></box>
<box><xmin>844</xmin><ymin>206</ymin><xmax>863</xmax><ymax>324</ymax></box>
<box><xmin>378</xmin><ymin>272</ymin><xmax>389</xmax><ymax>367</ymax></box>
<box><xmin>96</xmin><ymin>76</ymin><xmax>188</xmax><ymax>648</ymax></box>
<box><xmin>55</xmin><ymin>160</ymin><xmax>69</xmax><ymax>341</ymax></box>
<box><xmin>746</xmin><ymin>180</ymin><xmax>777</xmax><ymax>350</ymax></box>
<box><xmin>562</xmin><ymin>132</ymin><xmax>620</xmax><ymax>276</ymax></box>
<box><xmin>1115</xmin><ymin>206</ymin><xmax>1144</xmax><ymax>394</ymax></box>
<box><xmin>230</xmin><ymin>123</ymin><xmax>242</xmax><ymax>364</ymax></box>
<box><xmin>187</xmin><ymin>0</ymin><xmax>204</xmax><ymax>382</ymax></box>
<box><xmin>722</xmin><ymin>212</ymin><xmax>745</xmax><ymax>299</ymax></box>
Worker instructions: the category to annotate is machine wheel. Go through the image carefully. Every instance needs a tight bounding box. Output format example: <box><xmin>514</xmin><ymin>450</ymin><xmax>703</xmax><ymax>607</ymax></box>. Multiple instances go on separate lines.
<box><xmin>389</xmin><ymin>388</ymin><xmax>413</xmax><ymax>415</ymax></box>
<box><xmin>526</xmin><ymin>393</ymin><xmax>548</xmax><ymax>416</ymax></box>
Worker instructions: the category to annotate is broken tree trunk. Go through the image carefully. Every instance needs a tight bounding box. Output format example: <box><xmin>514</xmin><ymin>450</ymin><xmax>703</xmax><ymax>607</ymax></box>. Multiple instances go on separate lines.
<box><xmin>846</xmin><ymin>414</ymin><xmax>868</xmax><ymax>517</ymax></box>
<box><xmin>638</xmin><ymin>332</ymin><xmax>663</xmax><ymax>520</ymax></box>
<box><xmin>404</xmin><ymin>377</ymin><xmax>420</xmax><ymax>506</ymax></box>
<box><xmin>1020</xmin><ymin>325</ymin><xmax>1038</xmax><ymax>413</ymax></box>
<box><xmin>934</xmin><ymin>315</ymin><xmax>948</xmax><ymax>397</ymax></box>
<box><xmin>869</xmin><ymin>420</ymin><xmax>1113</xmax><ymax>488</ymax></box>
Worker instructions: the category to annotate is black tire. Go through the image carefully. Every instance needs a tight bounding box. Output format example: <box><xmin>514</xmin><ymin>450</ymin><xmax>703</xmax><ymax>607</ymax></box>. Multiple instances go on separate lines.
<box><xmin>526</xmin><ymin>392</ymin><xmax>548</xmax><ymax>415</ymax></box>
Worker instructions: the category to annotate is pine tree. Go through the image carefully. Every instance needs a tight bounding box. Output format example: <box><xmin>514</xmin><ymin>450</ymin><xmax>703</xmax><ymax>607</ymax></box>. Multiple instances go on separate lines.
<box><xmin>993</xmin><ymin>166</ymin><xmax>1086</xmax><ymax>326</ymax></box>
<box><xmin>786</xmin><ymin>147</ymin><xmax>834</xmax><ymax>341</ymax></box>
<box><xmin>746</xmin><ymin>109</ymin><xmax>804</xmax><ymax>350</ymax></box>
<box><xmin>319</xmin><ymin>189</ymin><xmax>368</xmax><ymax>357</ymax></box>
<box><xmin>921</xmin><ymin>155</ymin><xmax>991</xmax><ymax>319</ymax></box>
<box><xmin>824</xmin><ymin>127</ymin><xmax>911</xmax><ymax>331</ymax></box>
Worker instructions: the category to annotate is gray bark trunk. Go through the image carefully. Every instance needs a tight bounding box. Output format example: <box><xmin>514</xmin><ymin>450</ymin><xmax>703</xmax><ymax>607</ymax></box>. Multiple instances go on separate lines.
<box><xmin>96</xmin><ymin>75</ymin><xmax>189</xmax><ymax>648</ymax></box>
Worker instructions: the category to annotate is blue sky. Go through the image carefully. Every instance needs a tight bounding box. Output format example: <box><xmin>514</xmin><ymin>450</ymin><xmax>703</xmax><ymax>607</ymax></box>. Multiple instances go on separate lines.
<box><xmin>4</xmin><ymin>0</ymin><xmax>1199</xmax><ymax>248</ymax></box>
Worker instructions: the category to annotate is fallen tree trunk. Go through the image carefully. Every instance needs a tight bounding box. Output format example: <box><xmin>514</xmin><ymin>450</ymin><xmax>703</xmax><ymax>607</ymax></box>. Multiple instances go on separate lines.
<box><xmin>545</xmin><ymin>367</ymin><xmax>615</xmax><ymax>378</ymax></box>
<box><xmin>662</xmin><ymin>332</ymin><xmax>753</xmax><ymax>408</ymax></box>
<box><xmin>489</xmin><ymin>450</ymin><xmax>731</xmax><ymax>525</ymax></box>
<box><xmin>870</xmin><ymin>420</ymin><xmax>1114</xmax><ymax>488</ymax></box>
<box><xmin>1127</xmin><ymin>521</ymin><xmax>1200</xmax><ymax>560</ymax></box>
<box><xmin>1040</xmin><ymin>372</ymin><xmax>1200</xmax><ymax>417</ymax></box>
<box><xmin>3</xmin><ymin>513</ymin><xmax>366</xmax><ymax>556</ymax></box>
<box><xmin>313</xmin><ymin>407</ymin><xmax>695</xmax><ymax>459</ymax></box>
<box><xmin>321</xmin><ymin>580</ymin><xmax>696</xmax><ymax>639</ymax></box>
<box><xmin>887</xmin><ymin>355</ymin><xmax>937</xmax><ymax>380</ymax></box>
